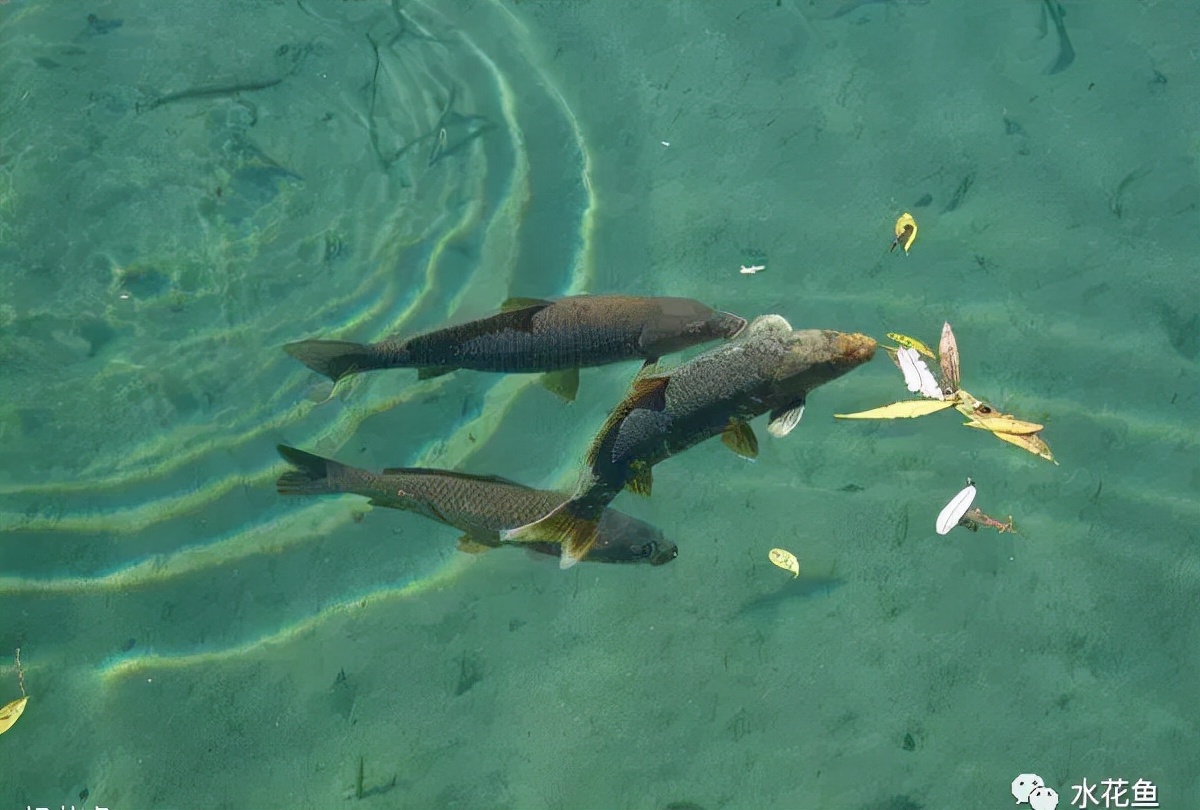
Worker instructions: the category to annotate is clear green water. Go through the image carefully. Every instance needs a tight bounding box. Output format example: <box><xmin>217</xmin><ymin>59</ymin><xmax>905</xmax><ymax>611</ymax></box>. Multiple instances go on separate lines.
<box><xmin>1</xmin><ymin>1</ymin><xmax>1196</xmax><ymax>808</ymax></box>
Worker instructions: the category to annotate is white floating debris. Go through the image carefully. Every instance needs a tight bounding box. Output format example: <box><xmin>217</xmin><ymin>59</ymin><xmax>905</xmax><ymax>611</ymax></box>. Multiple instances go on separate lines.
<box><xmin>936</xmin><ymin>479</ymin><xmax>978</xmax><ymax>535</ymax></box>
<box><xmin>739</xmin><ymin>264</ymin><xmax>765</xmax><ymax>275</ymax></box>
<box><xmin>661</xmin><ymin>141</ymin><xmax>671</xmax><ymax>147</ymax></box>
<box><xmin>896</xmin><ymin>347</ymin><xmax>944</xmax><ymax>400</ymax></box>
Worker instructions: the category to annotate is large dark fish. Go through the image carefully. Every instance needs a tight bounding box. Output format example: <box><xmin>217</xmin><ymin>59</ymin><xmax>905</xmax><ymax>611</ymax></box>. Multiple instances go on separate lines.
<box><xmin>283</xmin><ymin>295</ymin><xmax>747</xmax><ymax>402</ymax></box>
<box><xmin>501</xmin><ymin>316</ymin><xmax>877</xmax><ymax>566</ymax></box>
<box><xmin>275</xmin><ymin>445</ymin><xmax>677</xmax><ymax>566</ymax></box>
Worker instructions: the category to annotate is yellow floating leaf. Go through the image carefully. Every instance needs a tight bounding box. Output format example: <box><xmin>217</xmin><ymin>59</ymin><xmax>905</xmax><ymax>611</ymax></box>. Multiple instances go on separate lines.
<box><xmin>886</xmin><ymin>332</ymin><xmax>936</xmax><ymax>359</ymax></box>
<box><xmin>835</xmin><ymin>400</ymin><xmax>956</xmax><ymax>419</ymax></box>
<box><xmin>891</xmin><ymin>213</ymin><xmax>918</xmax><ymax>253</ymax></box>
<box><xmin>0</xmin><ymin>696</ymin><xmax>28</xmax><ymax>735</ymax></box>
<box><xmin>965</xmin><ymin>415</ymin><xmax>1045</xmax><ymax>435</ymax></box>
<box><xmin>991</xmin><ymin>430</ymin><xmax>1058</xmax><ymax>464</ymax></box>
<box><xmin>768</xmin><ymin>548</ymin><xmax>800</xmax><ymax>578</ymax></box>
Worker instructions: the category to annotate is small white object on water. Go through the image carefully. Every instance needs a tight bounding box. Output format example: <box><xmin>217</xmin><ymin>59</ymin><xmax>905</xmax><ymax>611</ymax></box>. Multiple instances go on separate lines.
<box><xmin>661</xmin><ymin>141</ymin><xmax>671</xmax><ymax>147</ymax></box>
<box><xmin>739</xmin><ymin>264</ymin><xmax>765</xmax><ymax>275</ymax></box>
<box><xmin>897</xmin><ymin>347</ymin><xmax>944</xmax><ymax>400</ymax></box>
<box><xmin>936</xmin><ymin>479</ymin><xmax>977</xmax><ymax>535</ymax></box>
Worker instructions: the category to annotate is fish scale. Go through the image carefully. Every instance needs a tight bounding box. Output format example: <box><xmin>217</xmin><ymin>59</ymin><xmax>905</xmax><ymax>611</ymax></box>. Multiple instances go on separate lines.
<box><xmin>353</xmin><ymin>469</ymin><xmax>563</xmax><ymax>531</ymax></box>
<box><xmin>449</xmin><ymin>320</ymin><xmax>642</xmax><ymax>372</ymax></box>
<box><xmin>661</xmin><ymin>340</ymin><xmax>787</xmax><ymax>416</ymax></box>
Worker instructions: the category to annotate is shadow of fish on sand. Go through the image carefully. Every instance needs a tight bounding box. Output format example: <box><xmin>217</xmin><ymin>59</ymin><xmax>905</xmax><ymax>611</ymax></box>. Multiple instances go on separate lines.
<box><xmin>736</xmin><ymin>574</ymin><xmax>845</xmax><ymax>620</ymax></box>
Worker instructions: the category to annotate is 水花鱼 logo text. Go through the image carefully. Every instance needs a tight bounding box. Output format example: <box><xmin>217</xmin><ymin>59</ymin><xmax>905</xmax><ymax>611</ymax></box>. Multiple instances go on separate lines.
<box><xmin>1012</xmin><ymin>774</ymin><xmax>1160</xmax><ymax>809</ymax></box>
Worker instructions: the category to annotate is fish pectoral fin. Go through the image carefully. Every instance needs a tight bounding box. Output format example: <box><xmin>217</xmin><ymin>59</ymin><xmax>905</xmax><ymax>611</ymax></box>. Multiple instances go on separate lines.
<box><xmin>417</xmin><ymin>366</ymin><xmax>457</xmax><ymax>380</ymax></box>
<box><xmin>499</xmin><ymin>296</ymin><xmax>553</xmax><ymax>312</ymax></box>
<box><xmin>767</xmin><ymin>396</ymin><xmax>807</xmax><ymax>438</ymax></box>
<box><xmin>624</xmin><ymin>461</ymin><xmax>653</xmax><ymax>497</ymax></box>
<box><xmin>457</xmin><ymin>534</ymin><xmax>498</xmax><ymax>554</ymax></box>
<box><xmin>500</xmin><ymin>503</ymin><xmax>601</xmax><ymax>569</ymax></box>
<box><xmin>721</xmin><ymin>420</ymin><xmax>759</xmax><ymax>459</ymax></box>
<box><xmin>540</xmin><ymin>367</ymin><xmax>580</xmax><ymax>402</ymax></box>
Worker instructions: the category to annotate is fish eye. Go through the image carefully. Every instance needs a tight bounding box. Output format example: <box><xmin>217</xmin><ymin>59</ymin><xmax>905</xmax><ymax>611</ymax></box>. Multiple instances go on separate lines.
<box><xmin>633</xmin><ymin>541</ymin><xmax>658</xmax><ymax>559</ymax></box>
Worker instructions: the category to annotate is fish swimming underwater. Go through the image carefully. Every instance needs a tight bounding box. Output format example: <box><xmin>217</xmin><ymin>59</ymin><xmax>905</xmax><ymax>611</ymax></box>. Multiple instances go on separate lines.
<box><xmin>501</xmin><ymin>316</ymin><xmax>878</xmax><ymax>566</ymax></box>
<box><xmin>275</xmin><ymin>445</ymin><xmax>677</xmax><ymax>565</ymax></box>
<box><xmin>283</xmin><ymin>295</ymin><xmax>747</xmax><ymax>401</ymax></box>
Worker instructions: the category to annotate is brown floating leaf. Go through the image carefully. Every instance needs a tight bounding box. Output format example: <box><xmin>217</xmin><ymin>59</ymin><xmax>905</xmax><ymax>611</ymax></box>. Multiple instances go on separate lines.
<box><xmin>938</xmin><ymin>321</ymin><xmax>961</xmax><ymax>392</ymax></box>
<box><xmin>965</xmin><ymin>415</ymin><xmax>1046</xmax><ymax>435</ymax></box>
<box><xmin>991</xmin><ymin>429</ymin><xmax>1057</xmax><ymax>464</ymax></box>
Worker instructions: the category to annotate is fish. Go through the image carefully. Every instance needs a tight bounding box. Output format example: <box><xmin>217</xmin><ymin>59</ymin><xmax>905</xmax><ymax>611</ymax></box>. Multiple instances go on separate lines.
<box><xmin>1039</xmin><ymin>0</ymin><xmax>1075</xmax><ymax>75</ymax></box>
<box><xmin>500</xmin><ymin>317</ymin><xmax>877</xmax><ymax>566</ymax></box>
<box><xmin>283</xmin><ymin>295</ymin><xmax>747</xmax><ymax>402</ymax></box>
<box><xmin>274</xmin><ymin>445</ymin><xmax>677</xmax><ymax>566</ymax></box>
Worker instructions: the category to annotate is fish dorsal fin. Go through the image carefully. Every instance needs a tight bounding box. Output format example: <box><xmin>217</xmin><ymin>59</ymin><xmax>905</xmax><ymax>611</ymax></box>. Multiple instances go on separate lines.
<box><xmin>585</xmin><ymin>375</ymin><xmax>670</xmax><ymax>466</ymax></box>
<box><xmin>499</xmin><ymin>296</ymin><xmax>552</xmax><ymax>312</ymax></box>
<box><xmin>380</xmin><ymin>467</ymin><xmax>524</xmax><ymax>487</ymax></box>
<box><xmin>494</xmin><ymin>298</ymin><xmax>551</xmax><ymax>332</ymax></box>
<box><xmin>540</xmin><ymin>367</ymin><xmax>580</xmax><ymax>402</ymax></box>
<box><xmin>635</xmin><ymin>358</ymin><xmax>660</xmax><ymax>378</ymax></box>
<box><xmin>624</xmin><ymin>460</ymin><xmax>654</xmax><ymax>496</ymax></box>
<box><xmin>767</xmin><ymin>396</ymin><xmax>806</xmax><ymax>438</ymax></box>
<box><xmin>722</xmin><ymin>420</ymin><xmax>759</xmax><ymax>459</ymax></box>
<box><xmin>628</xmin><ymin>374</ymin><xmax>669</xmax><ymax>411</ymax></box>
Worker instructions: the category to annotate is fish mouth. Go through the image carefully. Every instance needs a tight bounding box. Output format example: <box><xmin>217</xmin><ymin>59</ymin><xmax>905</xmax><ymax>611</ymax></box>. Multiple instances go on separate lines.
<box><xmin>651</xmin><ymin>543</ymin><xmax>679</xmax><ymax>565</ymax></box>
<box><xmin>837</xmin><ymin>332</ymin><xmax>878</xmax><ymax>364</ymax></box>
<box><xmin>719</xmin><ymin>312</ymin><xmax>749</xmax><ymax>338</ymax></box>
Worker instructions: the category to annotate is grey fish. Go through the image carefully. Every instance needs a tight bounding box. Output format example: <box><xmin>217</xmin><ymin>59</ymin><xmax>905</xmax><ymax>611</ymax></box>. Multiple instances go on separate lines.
<box><xmin>1040</xmin><ymin>0</ymin><xmax>1075</xmax><ymax>75</ymax></box>
<box><xmin>275</xmin><ymin>445</ymin><xmax>676</xmax><ymax>566</ymax></box>
<box><xmin>283</xmin><ymin>295</ymin><xmax>747</xmax><ymax>402</ymax></box>
<box><xmin>501</xmin><ymin>317</ymin><xmax>877</xmax><ymax>566</ymax></box>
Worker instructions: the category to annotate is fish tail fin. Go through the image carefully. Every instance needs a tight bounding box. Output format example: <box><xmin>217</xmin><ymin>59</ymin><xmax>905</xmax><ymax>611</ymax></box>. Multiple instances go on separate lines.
<box><xmin>283</xmin><ymin>339</ymin><xmax>381</xmax><ymax>382</ymax></box>
<box><xmin>501</xmin><ymin>500</ymin><xmax>602</xmax><ymax>569</ymax></box>
<box><xmin>276</xmin><ymin>444</ymin><xmax>352</xmax><ymax>496</ymax></box>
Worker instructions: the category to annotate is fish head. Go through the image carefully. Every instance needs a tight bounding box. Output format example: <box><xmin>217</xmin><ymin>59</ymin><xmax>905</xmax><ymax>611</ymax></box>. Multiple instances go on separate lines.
<box><xmin>638</xmin><ymin>298</ymin><xmax>747</xmax><ymax>356</ymax></box>
<box><xmin>771</xmin><ymin>329</ymin><xmax>878</xmax><ymax>391</ymax></box>
<box><xmin>589</xmin><ymin>510</ymin><xmax>679</xmax><ymax>565</ymax></box>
